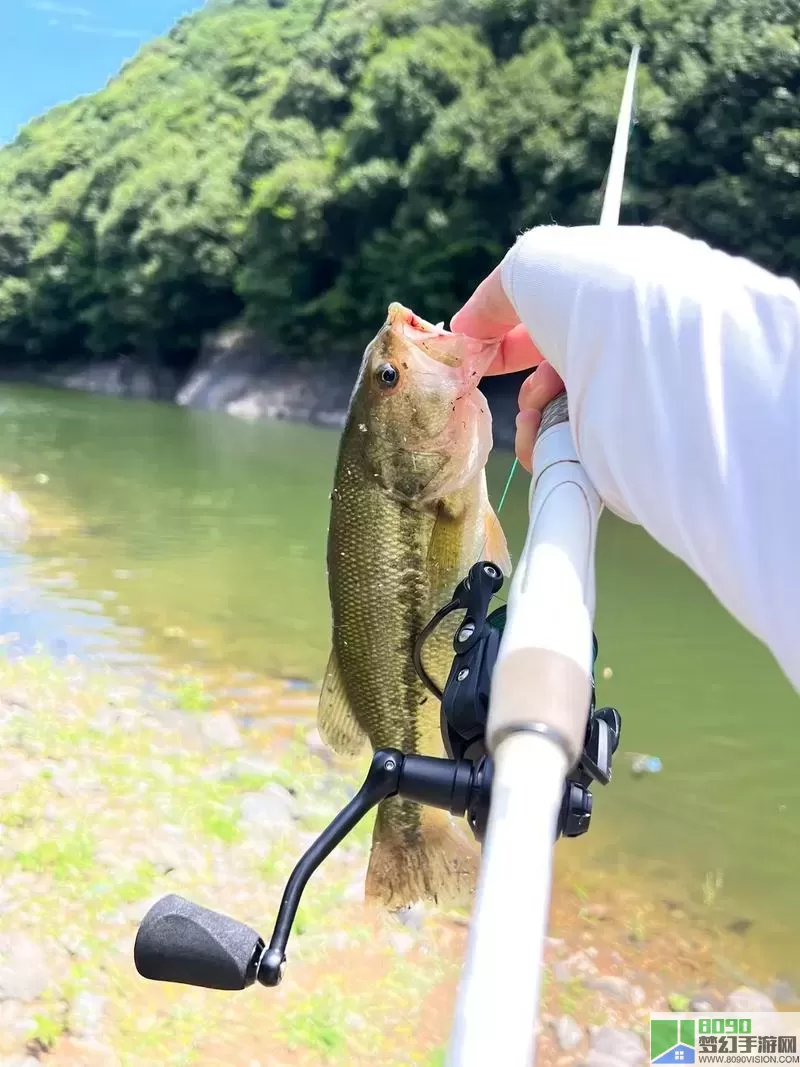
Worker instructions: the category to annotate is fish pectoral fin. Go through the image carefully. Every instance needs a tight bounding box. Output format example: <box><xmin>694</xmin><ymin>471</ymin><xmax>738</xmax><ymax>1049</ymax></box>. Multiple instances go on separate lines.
<box><xmin>317</xmin><ymin>649</ymin><xmax>368</xmax><ymax>758</ymax></box>
<box><xmin>483</xmin><ymin>505</ymin><xmax>512</xmax><ymax>576</ymax></box>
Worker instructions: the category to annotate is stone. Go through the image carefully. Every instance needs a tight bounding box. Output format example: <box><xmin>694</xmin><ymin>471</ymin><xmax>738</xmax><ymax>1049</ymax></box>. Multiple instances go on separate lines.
<box><xmin>589</xmin><ymin>1027</ymin><xmax>647</xmax><ymax>1065</ymax></box>
<box><xmin>587</xmin><ymin>904</ymin><xmax>610</xmax><ymax>921</ymax></box>
<box><xmin>0</xmin><ymin>934</ymin><xmax>49</xmax><ymax>1001</ymax></box>
<box><xmin>588</xmin><ymin>976</ymin><xmax>634</xmax><ymax>1002</ymax></box>
<box><xmin>725</xmin><ymin>987</ymin><xmax>775</xmax><ymax>1013</ymax></box>
<box><xmin>240</xmin><ymin>785</ymin><xmax>295</xmax><ymax>830</ymax></box>
<box><xmin>555</xmin><ymin>1015</ymin><xmax>584</xmax><ymax>1051</ymax></box>
<box><xmin>69</xmin><ymin>992</ymin><xmax>106</xmax><ymax>1039</ymax></box>
<box><xmin>393</xmin><ymin>902</ymin><xmax>425</xmax><ymax>932</ymax></box>
<box><xmin>553</xmin><ymin>951</ymin><xmax>598</xmax><ymax>983</ymax></box>
<box><xmin>225</xmin><ymin>756</ymin><xmax>280</xmax><ymax>780</ymax></box>
<box><xmin>200</xmin><ymin>712</ymin><xmax>242</xmax><ymax>748</ymax></box>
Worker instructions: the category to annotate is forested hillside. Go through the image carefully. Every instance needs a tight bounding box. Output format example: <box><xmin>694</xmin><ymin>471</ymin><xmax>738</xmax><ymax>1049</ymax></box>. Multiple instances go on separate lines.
<box><xmin>0</xmin><ymin>0</ymin><xmax>797</xmax><ymax>373</ymax></box>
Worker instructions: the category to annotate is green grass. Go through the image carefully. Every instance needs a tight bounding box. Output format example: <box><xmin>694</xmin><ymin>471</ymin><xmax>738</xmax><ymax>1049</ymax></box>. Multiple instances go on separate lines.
<box><xmin>172</xmin><ymin>678</ymin><xmax>212</xmax><ymax>712</ymax></box>
<box><xmin>15</xmin><ymin>830</ymin><xmax>96</xmax><ymax>881</ymax></box>
<box><xmin>29</xmin><ymin>993</ymin><xmax>68</xmax><ymax>1052</ymax></box>
<box><xmin>281</xmin><ymin>988</ymin><xmax>351</xmax><ymax>1060</ymax></box>
<box><xmin>199</xmin><ymin>805</ymin><xmax>241</xmax><ymax>844</ymax></box>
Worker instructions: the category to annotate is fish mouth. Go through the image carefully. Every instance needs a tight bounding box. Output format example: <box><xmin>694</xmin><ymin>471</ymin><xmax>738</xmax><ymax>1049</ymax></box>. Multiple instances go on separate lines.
<box><xmin>386</xmin><ymin>302</ymin><xmax>497</xmax><ymax>380</ymax></box>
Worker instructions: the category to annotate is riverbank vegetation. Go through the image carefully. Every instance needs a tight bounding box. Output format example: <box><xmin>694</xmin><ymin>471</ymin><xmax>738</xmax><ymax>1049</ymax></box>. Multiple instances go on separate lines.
<box><xmin>0</xmin><ymin>0</ymin><xmax>797</xmax><ymax>374</ymax></box>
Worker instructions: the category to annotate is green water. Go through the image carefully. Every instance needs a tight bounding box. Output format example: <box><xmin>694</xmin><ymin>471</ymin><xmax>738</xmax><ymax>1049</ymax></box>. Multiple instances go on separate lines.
<box><xmin>0</xmin><ymin>382</ymin><xmax>797</xmax><ymax>980</ymax></box>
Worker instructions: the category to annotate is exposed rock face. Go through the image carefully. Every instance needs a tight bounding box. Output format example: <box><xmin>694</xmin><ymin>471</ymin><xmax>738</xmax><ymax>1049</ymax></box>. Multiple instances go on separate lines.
<box><xmin>0</xmin><ymin>324</ymin><xmax>525</xmax><ymax>450</ymax></box>
<box><xmin>177</xmin><ymin>324</ymin><xmax>524</xmax><ymax>449</ymax></box>
<box><xmin>53</xmin><ymin>359</ymin><xmax>179</xmax><ymax>401</ymax></box>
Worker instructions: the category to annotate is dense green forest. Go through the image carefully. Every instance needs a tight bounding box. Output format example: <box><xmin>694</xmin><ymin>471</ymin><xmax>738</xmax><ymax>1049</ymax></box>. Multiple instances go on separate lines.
<box><xmin>0</xmin><ymin>0</ymin><xmax>797</xmax><ymax>374</ymax></box>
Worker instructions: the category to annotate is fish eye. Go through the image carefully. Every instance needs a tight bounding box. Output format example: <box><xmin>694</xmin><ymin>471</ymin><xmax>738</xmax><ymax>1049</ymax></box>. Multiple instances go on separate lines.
<box><xmin>376</xmin><ymin>363</ymin><xmax>399</xmax><ymax>389</ymax></box>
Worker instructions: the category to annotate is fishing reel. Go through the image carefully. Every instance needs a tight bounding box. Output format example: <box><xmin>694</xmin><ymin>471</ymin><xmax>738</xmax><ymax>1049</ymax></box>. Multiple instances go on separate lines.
<box><xmin>414</xmin><ymin>560</ymin><xmax>622</xmax><ymax>843</ymax></box>
<box><xmin>133</xmin><ymin>561</ymin><xmax>621</xmax><ymax>995</ymax></box>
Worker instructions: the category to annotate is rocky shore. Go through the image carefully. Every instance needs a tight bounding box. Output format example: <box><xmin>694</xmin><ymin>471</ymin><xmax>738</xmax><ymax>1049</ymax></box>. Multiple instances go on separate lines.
<box><xmin>0</xmin><ymin>650</ymin><xmax>790</xmax><ymax>1067</ymax></box>
<box><xmin>0</xmin><ymin>325</ymin><xmax>528</xmax><ymax>451</ymax></box>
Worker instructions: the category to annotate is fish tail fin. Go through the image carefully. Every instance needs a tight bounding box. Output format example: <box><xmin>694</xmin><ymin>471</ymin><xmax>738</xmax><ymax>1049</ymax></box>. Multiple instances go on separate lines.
<box><xmin>364</xmin><ymin>797</ymin><xmax>480</xmax><ymax>909</ymax></box>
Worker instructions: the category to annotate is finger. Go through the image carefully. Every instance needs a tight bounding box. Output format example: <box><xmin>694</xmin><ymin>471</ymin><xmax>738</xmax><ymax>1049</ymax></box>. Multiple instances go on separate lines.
<box><xmin>515</xmin><ymin>409</ymin><xmax>541</xmax><ymax>474</ymax></box>
<box><xmin>450</xmin><ymin>265</ymin><xmax>519</xmax><ymax>340</ymax></box>
<box><xmin>483</xmin><ymin>323</ymin><xmax>546</xmax><ymax>376</ymax></box>
<box><xmin>518</xmin><ymin>361</ymin><xmax>564</xmax><ymax>413</ymax></box>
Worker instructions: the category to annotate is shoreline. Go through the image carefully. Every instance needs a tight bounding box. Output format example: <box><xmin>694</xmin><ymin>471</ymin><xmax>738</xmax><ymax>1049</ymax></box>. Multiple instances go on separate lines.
<box><xmin>0</xmin><ymin>324</ymin><xmax>529</xmax><ymax>450</ymax></box>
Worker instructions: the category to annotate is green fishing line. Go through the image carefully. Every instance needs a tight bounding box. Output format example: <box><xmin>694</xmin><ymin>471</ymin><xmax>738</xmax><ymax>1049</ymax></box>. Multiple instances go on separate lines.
<box><xmin>496</xmin><ymin>456</ymin><xmax>518</xmax><ymax>514</ymax></box>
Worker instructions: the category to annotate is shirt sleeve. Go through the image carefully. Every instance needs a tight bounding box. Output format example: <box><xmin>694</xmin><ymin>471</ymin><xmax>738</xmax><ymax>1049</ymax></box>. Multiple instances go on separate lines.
<box><xmin>500</xmin><ymin>223</ymin><xmax>800</xmax><ymax>694</ymax></box>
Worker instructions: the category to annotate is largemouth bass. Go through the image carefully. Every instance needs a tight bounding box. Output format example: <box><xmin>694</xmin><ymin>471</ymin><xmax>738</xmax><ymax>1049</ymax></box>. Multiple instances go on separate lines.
<box><xmin>317</xmin><ymin>302</ymin><xmax>511</xmax><ymax>909</ymax></box>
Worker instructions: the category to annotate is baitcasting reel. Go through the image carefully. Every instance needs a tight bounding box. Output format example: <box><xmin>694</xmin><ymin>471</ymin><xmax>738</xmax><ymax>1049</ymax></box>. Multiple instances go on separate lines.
<box><xmin>133</xmin><ymin>561</ymin><xmax>622</xmax><ymax>993</ymax></box>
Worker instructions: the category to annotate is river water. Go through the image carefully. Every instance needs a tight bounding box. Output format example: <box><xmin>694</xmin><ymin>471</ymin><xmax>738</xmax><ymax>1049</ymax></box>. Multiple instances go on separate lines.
<box><xmin>0</xmin><ymin>382</ymin><xmax>796</xmax><ymax>981</ymax></box>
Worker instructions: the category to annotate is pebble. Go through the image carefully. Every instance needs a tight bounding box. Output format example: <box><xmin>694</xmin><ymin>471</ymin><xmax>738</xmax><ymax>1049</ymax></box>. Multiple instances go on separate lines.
<box><xmin>240</xmin><ymin>785</ymin><xmax>295</xmax><ymax>830</ymax></box>
<box><xmin>555</xmin><ymin>1015</ymin><xmax>584</xmax><ymax>1051</ymax></box>
<box><xmin>0</xmin><ymin>933</ymin><xmax>49</xmax><ymax>1001</ymax></box>
<box><xmin>553</xmin><ymin>950</ymin><xmax>598</xmax><ymax>983</ymax></box>
<box><xmin>393</xmin><ymin>902</ymin><xmax>425</xmax><ymax>932</ymax></box>
<box><xmin>200</xmin><ymin>712</ymin><xmax>242</xmax><ymax>748</ymax></box>
<box><xmin>70</xmin><ymin>991</ymin><xmax>106</xmax><ymax>1039</ymax></box>
<box><xmin>587</xmin><ymin>976</ymin><xmax>634</xmax><ymax>1002</ymax></box>
<box><xmin>589</xmin><ymin>1027</ymin><xmax>646</xmax><ymax>1066</ymax></box>
<box><xmin>225</xmin><ymin>756</ymin><xmax>280</xmax><ymax>780</ymax></box>
<box><xmin>587</xmin><ymin>904</ymin><xmax>609</xmax><ymax>921</ymax></box>
<box><xmin>725</xmin><ymin>987</ymin><xmax>775</xmax><ymax>1012</ymax></box>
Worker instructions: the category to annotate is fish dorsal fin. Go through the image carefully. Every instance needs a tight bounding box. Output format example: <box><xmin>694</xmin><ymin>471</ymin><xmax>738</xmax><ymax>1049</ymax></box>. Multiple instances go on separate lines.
<box><xmin>317</xmin><ymin>648</ymin><xmax>368</xmax><ymax>757</ymax></box>
<box><xmin>484</xmin><ymin>504</ymin><xmax>512</xmax><ymax>577</ymax></box>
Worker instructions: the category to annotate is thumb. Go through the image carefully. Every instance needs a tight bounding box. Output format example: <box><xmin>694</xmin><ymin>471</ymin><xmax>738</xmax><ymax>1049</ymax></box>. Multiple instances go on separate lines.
<box><xmin>450</xmin><ymin>265</ymin><xmax>520</xmax><ymax>340</ymax></box>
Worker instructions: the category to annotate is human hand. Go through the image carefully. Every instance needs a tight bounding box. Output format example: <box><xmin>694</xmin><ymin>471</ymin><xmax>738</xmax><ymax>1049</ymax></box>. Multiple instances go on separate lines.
<box><xmin>449</xmin><ymin>265</ymin><xmax>564</xmax><ymax>472</ymax></box>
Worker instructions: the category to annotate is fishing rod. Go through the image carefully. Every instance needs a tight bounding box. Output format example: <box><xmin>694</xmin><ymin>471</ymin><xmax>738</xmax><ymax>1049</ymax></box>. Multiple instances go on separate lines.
<box><xmin>446</xmin><ymin>43</ymin><xmax>641</xmax><ymax>1067</ymax></box>
<box><xmin>131</xmin><ymin>44</ymin><xmax>639</xmax><ymax>1066</ymax></box>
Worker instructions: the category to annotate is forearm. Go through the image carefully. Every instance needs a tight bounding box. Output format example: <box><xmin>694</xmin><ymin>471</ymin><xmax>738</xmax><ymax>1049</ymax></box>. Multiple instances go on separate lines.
<box><xmin>501</xmin><ymin>224</ymin><xmax>800</xmax><ymax>691</ymax></box>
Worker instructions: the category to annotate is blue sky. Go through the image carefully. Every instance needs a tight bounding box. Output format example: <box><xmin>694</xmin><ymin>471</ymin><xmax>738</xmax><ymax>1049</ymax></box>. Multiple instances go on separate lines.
<box><xmin>1</xmin><ymin>0</ymin><xmax>208</xmax><ymax>145</ymax></box>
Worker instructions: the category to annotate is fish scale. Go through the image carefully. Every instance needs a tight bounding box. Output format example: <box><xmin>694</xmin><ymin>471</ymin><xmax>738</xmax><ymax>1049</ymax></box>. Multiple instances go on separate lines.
<box><xmin>317</xmin><ymin>302</ymin><xmax>511</xmax><ymax>908</ymax></box>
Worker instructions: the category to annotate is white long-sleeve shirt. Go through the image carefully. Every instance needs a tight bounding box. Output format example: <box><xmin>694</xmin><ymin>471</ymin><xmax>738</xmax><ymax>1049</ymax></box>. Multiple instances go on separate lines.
<box><xmin>500</xmin><ymin>225</ymin><xmax>800</xmax><ymax>694</ymax></box>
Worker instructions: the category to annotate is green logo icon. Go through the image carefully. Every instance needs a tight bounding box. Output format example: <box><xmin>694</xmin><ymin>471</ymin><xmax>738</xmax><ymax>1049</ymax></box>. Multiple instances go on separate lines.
<box><xmin>651</xmin><ymin>1019</ymin><xmax>696</xmax><ymax>1064</ymax></box>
